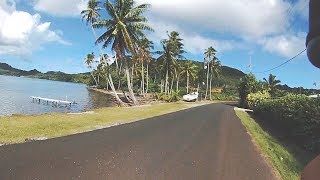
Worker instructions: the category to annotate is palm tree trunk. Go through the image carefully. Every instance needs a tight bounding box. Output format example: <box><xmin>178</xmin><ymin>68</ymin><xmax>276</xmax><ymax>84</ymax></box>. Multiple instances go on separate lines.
<box><xmin>170</xmin><ymin>78</ymin><xmax>174</xmax><ymax>94</ymax></box>
<box><xmin>131</xmin><ymin>64</ymin><xmax>134</xmax><ymax>88</ymax></box>
<box><xmin>165</xmin><ymin>69</ymin><xmax>169</xmax><ymax>94</ymax></box>
<box><xmin>187</xmin><ymin>72</ymin><xmax>189</xmax><ymax>94</ymax></box>
<box><xmin>107</xmin><ymin>74</ymin><xmax>125</xmax><ymax>107</ymax></box>
<box><xmin>124</xmin><ymin>60</ymin><xmax>139</xmax><ymax>105</ymax></box>
<box><xmin>209</xmin><ymin>73</ymin><xmax>213</xmax><ymax>101</ymax></box>
<box><xmin>89</xmin><ymin>24</ymin><xmax>120</xmax><ymax>106</ymax></box>
<box><xmin>205</xmin><ymin>64</ymin><xmax>210</xmax><ymax>100</ymax></box>
<box><xmin>160</xmin><ymin>80</ymin><xmax>164</xmax><ymax>93</ymax></box>
<box><xmin>90</xmin><ymin>72</ymin><xmax>98</xmax><ymax>86</ymax></box>
<box><xmin>141</xmin><ymin>62</ymin><xmax>145</xmax><ymax>97</ymax></box>
<box><xmin>176</xmin><ymin>76</ymin><xmax>179</xmax><ymax>92</ymax></box>
<box><xmin>146</xmin><ymin>64</ymin><xmax>149</xmax><ymax>94</ymax></box>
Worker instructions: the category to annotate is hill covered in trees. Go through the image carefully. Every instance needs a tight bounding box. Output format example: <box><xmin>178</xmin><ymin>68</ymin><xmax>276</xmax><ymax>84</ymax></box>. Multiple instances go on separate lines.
<box><xmin>0</xmin><ymin>61</ymin><xmax>245</xmax><ymax>89</ymax></box>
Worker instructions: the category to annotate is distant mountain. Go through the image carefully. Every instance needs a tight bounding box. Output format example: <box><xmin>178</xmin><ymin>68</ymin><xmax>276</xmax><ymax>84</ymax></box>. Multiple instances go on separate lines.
<box><xmin>0</xmin><ymin>63</ymin><xmax>41</xmax><ymax>76</ymax></box>
<box><xmin>0</xmin><ymin>61</ymin><xmax>246</xmax><ymax>88</ymax></box>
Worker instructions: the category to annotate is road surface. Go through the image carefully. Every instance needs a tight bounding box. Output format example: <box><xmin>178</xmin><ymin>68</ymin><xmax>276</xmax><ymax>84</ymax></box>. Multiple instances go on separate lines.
<box><xmin>0</xmin><ymin>103</ymin><xmax>276</xmax><ymax>180</ymax></box>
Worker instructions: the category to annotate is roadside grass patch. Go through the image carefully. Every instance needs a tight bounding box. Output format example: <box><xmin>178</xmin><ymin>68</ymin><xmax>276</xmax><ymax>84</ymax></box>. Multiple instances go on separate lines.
<box><xmin>235</xmin><ymin>110</ymin><xmax>310</xmax><ymax>180</ymax></box>
<box><xmin>0</xmin><ymin>102</ymin><xmax>204</xmax><ymax>144</ymax></box>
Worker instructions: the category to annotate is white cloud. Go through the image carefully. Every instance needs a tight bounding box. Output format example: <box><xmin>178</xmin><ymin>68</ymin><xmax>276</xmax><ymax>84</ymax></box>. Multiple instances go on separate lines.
<box><xmin>137</xmin><ymin>0</ymin><xmax>308</xmax><ymax>58</ymax></box>
<box><xmin>147</xmin><ymin>20</ymin><xmax>238</xmax><ymax>55</ymax></box>
<box><xmin>137</xmin><ymin>0</ymin><xmax>291</xmax><ymax>39</ymax></box>
<box><xmin>34</xmin><ymin>0</ymin><xmax>88</xmax><ymax>17</ymax></box>
<box><xmin>0</xmin><ymin>0</ymin><xmax>69</xmax><ymax>56</ymax></box>
<box><xmin>259</xmin><ymin>33</ymin><xmax>306</xmax><ymax>58</ymax></box>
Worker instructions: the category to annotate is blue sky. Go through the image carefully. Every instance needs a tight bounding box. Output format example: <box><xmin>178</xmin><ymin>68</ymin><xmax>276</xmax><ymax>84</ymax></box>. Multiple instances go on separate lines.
<box><xmin>0</xmin><ymin>0</ymin><xmax>319</xmax><ymax>88</ymax></box>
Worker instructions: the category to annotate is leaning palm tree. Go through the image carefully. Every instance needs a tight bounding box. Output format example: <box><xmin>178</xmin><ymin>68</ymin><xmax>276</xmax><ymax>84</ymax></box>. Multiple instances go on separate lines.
<box><xmin>181</xmin><ymin>61</ymin><xmax>198</xmax><ymax>94</ymax></box>
<box><xmin>204</xmin><ymin>46</ymin><xmax>217</xmax><ymax>100</ymax></box>
<box><xmin>84</xmin><ymin>52</ymin><xmax>98</xmax><ymax>86</ymax></box>
<box><xmin>81</xmin><ymin>0</ymin><xmax>125</xmax><ymax>106</ymax></box>
<box><xmin>263</xmin><ymin>74</ymin><xmax>281</xmax><ymax>95</ymax></box>
<box><xmin>100</xmin><ymin>54</ymin><xmax>126</xmax><ymax>106</ymax></box>
<box><xmin>93</xmin><ymin>0</ymin><xmax>153</xmax><ymax>106</ymax></box>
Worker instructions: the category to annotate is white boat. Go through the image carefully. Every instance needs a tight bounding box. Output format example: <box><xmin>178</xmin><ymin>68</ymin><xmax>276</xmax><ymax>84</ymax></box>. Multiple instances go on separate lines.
<box><xmin>183</xmin><ymin>92</ymin><xmax>198</xmax><ymax>102</ymax></box>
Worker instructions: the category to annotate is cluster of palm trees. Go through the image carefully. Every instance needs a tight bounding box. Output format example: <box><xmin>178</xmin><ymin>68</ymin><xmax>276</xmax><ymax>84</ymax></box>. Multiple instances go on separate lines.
<box><xmin>81</xmin><ymin>0</ymin><xmax>222</xmax><ymax>106</ymax></box>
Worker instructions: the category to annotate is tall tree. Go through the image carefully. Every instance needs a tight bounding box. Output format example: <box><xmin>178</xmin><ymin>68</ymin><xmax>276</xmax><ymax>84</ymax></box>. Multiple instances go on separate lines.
<box><xmin>100</xmin><ymin>54</ymin><xmax>126</xmax><ymax>106</ymax></box>
<box><xmin>209</xmin><ymin>58</ymin><xmax>221</xmax><ymax>100</ymax></box>
<box><xmin>82</xmin><ymin>0</ymin><xmax>125</xmax><ymax>106</ymax></box>
<box><xmin>136</xmin><ymin>38</ymin><xmax>153</xmax><ymax>96</ymax></box>
<box><xmin>156</xmin><ymin>31</ymin><xmax>184</xmax><ymax>94</ymax></box>
<box><xmin>181</xmin><ymin>61</ymin><xmax>198</xmax><ymax>93</ymax></box>
<box><xmin>93</xmin><ymin>0</ymin><xmax>153</xmax><ymax>106</ymax></box>
<box><xmin>84</xmin><ymin>52</ymin><xmax>98</xmax><ymax>86</ymax></box>
<box><xmin>204</xmin><ymin>46</ymin><xmax>217</xmax><ymax>100</ymax></box>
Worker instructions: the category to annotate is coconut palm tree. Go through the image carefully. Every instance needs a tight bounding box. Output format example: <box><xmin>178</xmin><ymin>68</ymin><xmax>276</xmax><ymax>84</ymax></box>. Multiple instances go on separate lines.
<box><xmin>263</xmin><ymin>74</ymin><xmax>281</xmax><ymax>95</ymax></box>
<box><xmin>100</xmin><ymin>54</ymin><xmax>126</xmax><ymax>106</ymax></box>
<box><xmin>81</xmin><ymin>0</ymin><xmax>125</xmax><ymax>106</ymax></box>
<box><xmin>136</xmin><ymin>38</ymin><xmax>153</xmax><ymax>96</ymax></box>
<box><xmin>81</xmin><ymin>0</ymin><xmax>102</xmax><ymax>37</ymax></box>
<box><xmin>93</xmin><ymin>0</ymin><xmax>153</xmax><ymax>106</ymax></box>
<box><xmin>84</xmin><ymin>52</ymin><xmax>98</xmax><ymax>86</ymax></box>
<box><xmin>156</xmin><ymin>31</ymin><xmax>184</xmax><ymax>94</ymax></box>
<box><xmin>209</xmin><ymin>58</ymin><xmax>221</xmax><ymax>100</ymax></box>
<box><xmin>204</xmin><ymin>46</ymin><xmax>217</xmax><ymax>100</ymax></box>
<box><xmin>181</xmin><ymin>61</ymin><xmax>198</xmax><ymax>93</ymax></box>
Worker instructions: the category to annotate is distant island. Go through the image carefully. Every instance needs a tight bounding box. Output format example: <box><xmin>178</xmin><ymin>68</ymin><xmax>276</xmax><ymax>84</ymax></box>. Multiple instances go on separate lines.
<box><xmin>0</xmin><ymin>62</ymin><xmax>91</xmax><ymax>84</ymax></box>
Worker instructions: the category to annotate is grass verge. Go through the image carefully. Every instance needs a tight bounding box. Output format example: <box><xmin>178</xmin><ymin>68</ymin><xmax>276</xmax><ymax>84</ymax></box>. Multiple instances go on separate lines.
<box><xmin>235</xmin><ymin>110</ymin><xmax>309</xmax><ymax>180</ymax></box>
<box><xmin>0</xmin><ymin>102</ymin><xmax>206</xmax><ymax>145</ymax></box>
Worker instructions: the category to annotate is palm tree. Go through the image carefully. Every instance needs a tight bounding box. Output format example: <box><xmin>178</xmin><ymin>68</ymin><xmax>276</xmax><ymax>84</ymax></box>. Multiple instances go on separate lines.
<box><xmin>81</xmin><ymin>0</ymin><xmax>102</xmax><ymax>37</ymax></box>
<box><xmin>204</xmin><ymin>46</ymin><xmax>217</xmax><ymax>100</ymax></box>
<box><xmin>263</xmin><ymin>74</ymin><xmax>281</xmax><ymax>95</ymax></box>
<box><xmin>156</xmin><ymin>31</ymin><xmax>184</xmax><ymax>94</ymax></box>
<box><xmin>100</xmin><ymin>54</ymin><xmax>126</xmax><ymax>106</ymax></box>
<box><xmin>136</xmin><ymin>38</ymin><xmax>153</xmax><ymax>96</ymax></box>
<box><xmin>181</xmin><ymin>61</ymin><xmax>198</xmax><ymax>93</ymax></box>
<box><xmin>84</xmin><ymin>52</ymin><xmax>98</xmax><ymax>86</ymax></box>
<box><xmin>81</xmin><ymin>0</ymin><xmax>125</xmax><ymax>106</ymax></box>
<box><xmin>93</xmin><ymin>0</ymin><xmax>153</xmax><ymax>106</ymax></box>
<box><xmin>209</xmin><ymin>58</ymin><xmax>221</xmax><ymax>100</ymax></box>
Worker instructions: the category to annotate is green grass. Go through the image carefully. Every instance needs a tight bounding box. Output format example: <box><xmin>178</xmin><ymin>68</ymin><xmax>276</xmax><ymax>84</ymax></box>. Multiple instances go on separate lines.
<box><xmin>0</xmin><ymin>102</ymin><xmax>201</xmax><ymax>144</ymax></box>
<box><xmin>235</xmin><ymin>110</ymin><xmax>309</xmax><ymax>180</ymax></box>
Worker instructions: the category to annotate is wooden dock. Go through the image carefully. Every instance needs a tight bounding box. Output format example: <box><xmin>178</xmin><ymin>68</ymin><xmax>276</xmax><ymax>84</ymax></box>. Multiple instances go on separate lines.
<box><xmin>31</xmin><ymin>96</ymin><xmax>74</xmax><ymax>106</ymax></box>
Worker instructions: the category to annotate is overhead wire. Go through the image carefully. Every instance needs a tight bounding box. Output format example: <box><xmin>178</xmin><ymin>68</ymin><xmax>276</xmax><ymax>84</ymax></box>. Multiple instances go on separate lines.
<box><xmin>252</xmin><ymin>0</ymin><xmax>309</xmax><ymax>74</ymax></box>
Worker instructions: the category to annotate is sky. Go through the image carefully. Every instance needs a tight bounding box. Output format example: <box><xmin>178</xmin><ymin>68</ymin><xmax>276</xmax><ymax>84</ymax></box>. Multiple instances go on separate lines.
<box><xmin>0</xmin><ymin>0</ymin><xmax>319</xmax><ymax>89</ymax></box>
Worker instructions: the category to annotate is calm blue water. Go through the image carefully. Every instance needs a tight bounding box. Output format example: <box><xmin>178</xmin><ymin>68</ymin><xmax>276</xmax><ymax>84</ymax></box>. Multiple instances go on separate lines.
<box><xmin>0</xmin><ymin>75</ymin><xmax>114</xmax><ymax>116</ymax></box>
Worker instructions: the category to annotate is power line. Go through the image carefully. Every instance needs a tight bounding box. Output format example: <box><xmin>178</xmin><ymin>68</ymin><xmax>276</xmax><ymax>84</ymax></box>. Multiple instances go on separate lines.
<box><xmin>253</xmin><ymin>48</ymin><xmax>306</xmax><ymax>74</ymax></box>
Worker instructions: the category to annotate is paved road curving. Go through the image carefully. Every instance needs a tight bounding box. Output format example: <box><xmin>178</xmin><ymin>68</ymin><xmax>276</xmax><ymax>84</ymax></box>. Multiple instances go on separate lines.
<box><xmin>0</xmin><ymin>103</ymin><xmax>277</xmax><ymax>180</ymax></box>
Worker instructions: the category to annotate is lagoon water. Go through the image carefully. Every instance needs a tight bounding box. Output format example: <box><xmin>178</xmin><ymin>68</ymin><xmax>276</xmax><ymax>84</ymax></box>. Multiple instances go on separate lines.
<box><xmin>0</xmin><ymin>75</ymin><xmax>114</xmax><ymax>116</ymax></box>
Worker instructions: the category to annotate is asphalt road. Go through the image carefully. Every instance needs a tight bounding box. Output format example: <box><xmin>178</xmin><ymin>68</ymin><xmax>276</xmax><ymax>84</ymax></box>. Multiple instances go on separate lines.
<box><xmin>0</xmin><ymin>103</ymin><xmax>276</xmax><ymax>180</ymax></box>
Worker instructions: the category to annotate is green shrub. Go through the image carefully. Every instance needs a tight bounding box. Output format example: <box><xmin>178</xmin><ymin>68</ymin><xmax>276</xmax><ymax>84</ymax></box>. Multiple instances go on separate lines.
<box><xmin>238</xmin><ymin>73</ymin><xmax>263</xmax><ymax>108</ymax></box>
<box><xmin>254</xmin><ymin>94</ymin><xmax>320</xmax><ymax>153</ymax></box>
<box><xmin>154</xmin><ymin>91</ymin><xmax>181</xmax><ymax>102</ymax></box>
<box><xmin>247</xmin><ymin>91</ymin><xmax>270</xmax><ymax>109</ymax></box>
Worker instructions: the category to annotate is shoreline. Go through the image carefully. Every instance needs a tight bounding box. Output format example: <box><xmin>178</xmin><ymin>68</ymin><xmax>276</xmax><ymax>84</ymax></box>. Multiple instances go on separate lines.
<box><xmin>0</xmin><ymin>102</ymin><xmax>214</xmax><ymax>146</ymax></box>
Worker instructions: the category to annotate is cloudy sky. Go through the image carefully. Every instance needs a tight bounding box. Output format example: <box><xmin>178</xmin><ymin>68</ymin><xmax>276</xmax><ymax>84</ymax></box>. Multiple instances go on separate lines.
<box><xmin>0</xmin><ymin>0</ymin><xmax>319</xmax><ymax>88</ymax></box>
